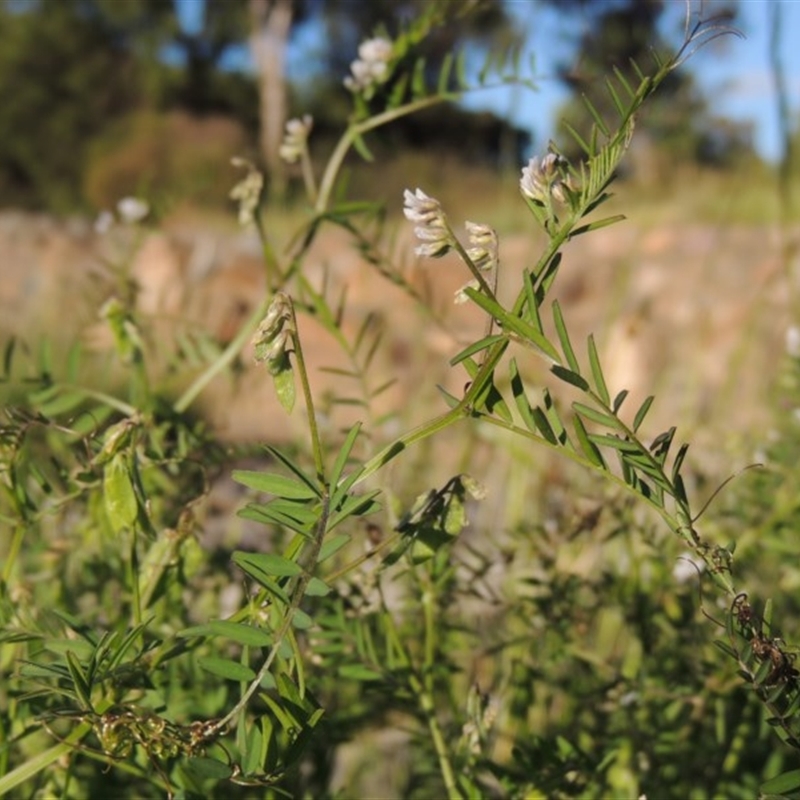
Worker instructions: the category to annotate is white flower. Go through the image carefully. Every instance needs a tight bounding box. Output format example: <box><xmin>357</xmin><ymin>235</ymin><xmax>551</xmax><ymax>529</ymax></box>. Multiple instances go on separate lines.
<box><xmin>278</xmin><ymin>115</ymin><xmax>313</xmax><ymax>164</ymax></box>
<box><xmin>786</xmin><ymin>325</ymin><xmax>800</xmax><ymax>357</ymax></box>
<box><xmin>344</xmin><ymin>36</ymin><xmax>393</xmax><ymax>93</ymax></box>
<box><xmin>253</xmin><ymin>292</ymin><xmax>292</xmax><ymax>363</ymax></box>
<box><xmin>255</xmin><ymin>293</ymin><xmax>292</xmax><ymax>343</ymax></box>
<box><xmin>520</xmin><ymin>153</ymin><xmax>574</xmax><ymax>204</ymax></box>
<box><xmin>403</xmin><ymin>187</ymin><xmax>444</xmax><ymax>224</ymax></box>
<box><xmin>359</xmin><ymin>37</ymin><xmax>393</xmax><ymax>64</ymax></box>
<box><xmin>465</xmin><ymin>220</ymin><xmax>498</xmax><ymax>271</ymax></box>
<box><xmin>229</xmin><ymin>157</ymin><xmax>264</xmax><ymax>226</ymax></box>
<box><xmin>94</xmin><ymin>210</ymin><xmax>114</xmax><ymax>234</ymax></box>
<box><xmin>403</xmin><ymin>188</ymin><xmax>453</xmax><ymax>258</ymax></box>
<box><xmin>116</xmin><ymin>197</ymin><xmax>149</xmax><ymax>224</ymax></box>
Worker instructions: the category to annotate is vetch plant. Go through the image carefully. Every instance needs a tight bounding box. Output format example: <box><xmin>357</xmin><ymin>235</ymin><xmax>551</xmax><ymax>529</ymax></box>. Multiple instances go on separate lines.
<box><xmin>3</xmin><ymin>3</ymin><xmax>799</xmax><ymax>799</ymax></box>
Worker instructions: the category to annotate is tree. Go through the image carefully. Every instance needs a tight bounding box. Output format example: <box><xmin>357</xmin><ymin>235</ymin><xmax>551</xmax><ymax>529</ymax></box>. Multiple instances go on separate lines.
<box><xmin>0</xmin><ymin>0</ymin><xmax>152</xmax><ymax>210</ymax></box>
<box><xmin>249</xmin><ymin>0</ymin><xmax>292</xmax><ymax>199</ymax></box>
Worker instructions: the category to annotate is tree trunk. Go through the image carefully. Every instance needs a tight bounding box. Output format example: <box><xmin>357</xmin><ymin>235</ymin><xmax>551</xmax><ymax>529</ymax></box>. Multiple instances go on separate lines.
<box><xmin>249</xmin><ymin>0</ymin><xmax>293</xmax><ymax>201</ymax></box>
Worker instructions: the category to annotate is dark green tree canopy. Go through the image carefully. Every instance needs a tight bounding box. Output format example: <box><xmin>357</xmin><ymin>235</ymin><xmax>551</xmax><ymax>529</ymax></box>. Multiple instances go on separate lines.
<box><xmin>543</xmin><ymin>0</ymin><xmax>747</xmax><ymax>168</ymax></box>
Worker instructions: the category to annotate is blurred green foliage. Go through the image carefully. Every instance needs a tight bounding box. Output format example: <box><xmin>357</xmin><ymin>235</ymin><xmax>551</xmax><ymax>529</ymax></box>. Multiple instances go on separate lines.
<box><xmin>1</xmin><ymin>4</ymin><xmax>800</xmax><ymax>797</ymax></box>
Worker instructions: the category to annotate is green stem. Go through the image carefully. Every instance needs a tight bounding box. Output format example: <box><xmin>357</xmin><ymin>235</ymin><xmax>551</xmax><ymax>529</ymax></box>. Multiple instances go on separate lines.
<box><xmin>288</xmin><ymin>303</ymin><xmax>325</xmax><ymax>483</ymax></box>
<box><xmin>353</xmin><ymin>337</ymin><xmax>510</xmax><ymax>487</ymax></box>
<box><xmin>210</xmin><ymin>495</ymin><xmax>331</xmax><ymax>735</ymax></box>
<box><xmin>49</xmin><ymin>385</ymin><xmax>137</xmax><ymax>417</ymax></box>
<box><xmin>380</xmin><ymin>584</ymin><xmax>462</xmax><ymax>799</ymax></box>
<box><xmin>411</xmin><ymin>670</ymin><xmax>462</xmax><ymax>800</ymax></box>
<box><xmin>450</xmin><ymin>237</ymin><xmax>496</xmax><ymax>300</ymax></box>
<box><xmin>301</xmin><ymin>149</ymin><xmax>318</xmax><ymax>206</ymax></box>
<box><xmin>1</xmin><ymin>523</ymin><xmax>24</xmax><ymax>586</ymax></box>
<box><xmin>0</xmin><ymin>722</ymin><xmax>92</xmax><ymax>797</ymax></box>
<box><xmin>315</xmin><ymin>95</ymin><xmax>455</xmax><ymax>214</ymax></box>
<box><xmin>130</xmin><ymin>528</ymin><xmax>142</xmax><ymax>627</ymax></box>
<box><xmin>254</xmin><ymin>213</ymin><xmax>281</xmax><ymax>290</ymax></box>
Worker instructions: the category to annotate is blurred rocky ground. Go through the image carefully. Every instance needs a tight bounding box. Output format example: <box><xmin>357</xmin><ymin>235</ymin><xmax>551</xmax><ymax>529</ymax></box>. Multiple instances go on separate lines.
<box><xmin>1</xmin><ymin>209</ymin><xmax>796</xmax><ymax>470</ymax></box>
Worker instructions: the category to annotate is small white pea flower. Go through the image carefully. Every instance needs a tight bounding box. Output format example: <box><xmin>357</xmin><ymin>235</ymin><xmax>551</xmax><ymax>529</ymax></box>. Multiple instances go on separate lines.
<box><xmin>116</xmin><ymin>197</ymin><xmax>149</xmax><ymax>224</ymax></box>
<box><xmin>230</xmin><ymin>157</ymin><xmax>264</xmax><ymax>226</ymax></box>
<box><xmin>465</xmin><ymin>220</ymin><xmax>498</xmax><ymax>271</ymax></box>
<box><xmin>359</xmin><ymin>37</ymin><xmax>393</xmax><ymax>64</ymax></box>
<box><xmin>786</xmin><ymin>325</ymin><xmax>800</xmax><ymax>357</ymax></box>
<box><xmin>278</xmin><ymin>115</ymin><xmax>313</xmax><ymax>164</ymax></box>
<box><xmin>404</xmin><ymin>188</ymin><xmax>453</xmax><ymax>258</ymax></box>
<box><xmin>253</xmin><ymin>292</ymin><xmax>292</xmax><ymax>363</ymax></box>
<box><xmin>454</xmin><ymin>280</ymin><xmax>480</xmax><ymax>305</ymax></box>
<box><xmin>344</xmin><ymin>36</ymin><xmax>393</xmax><ymax>93</ymax></box>
<box><xmin>520</xmin><ymin>152</ymin><xmax>574</xmax><ymax>205</ymax></box>
<box><xmin>263</xmin><ymin>329</ymin><xmax>292</xmax><ymax>375</ymax></box>
<box><xmin>255</xmin><ymin>293</ymin><xmax>291</xmax><ymax>339</ymax></box>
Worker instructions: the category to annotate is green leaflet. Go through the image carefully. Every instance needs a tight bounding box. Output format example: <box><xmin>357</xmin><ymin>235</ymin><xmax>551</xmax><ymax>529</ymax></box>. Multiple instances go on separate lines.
<box><xmin>103</xmin><ymin>454</ymin><xmax>138</xmax><ymax>532</ymax></box>
<box><xmin>197</xmin><ymin>656</ymin><xmax>256</xmax><ymax>682</ymax></box>
<box><xmin>587</xmin><ymin>334</ymin><xmax>610</xmax><ymax>405</ymax></box>
<box><xmin>233</xmin><ymin>470</ymin><xmax>320</xmax><ymax>499</ymax></box>
<box><xmin>179</xmin><ymin>621</ymin><xmax>273</xmax><ymax>648</ymax></box>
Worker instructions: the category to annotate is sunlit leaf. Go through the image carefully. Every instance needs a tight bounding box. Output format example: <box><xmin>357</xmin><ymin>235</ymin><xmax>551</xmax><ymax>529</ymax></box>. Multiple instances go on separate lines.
<box><xmin>184</xmin><ymin>757</ymin><xmax>234</xmax><ymax>780</ymax></box>
<box><xmin>552</xmin><ymin>301</ymin><xmax>580</xmax><ymax>374</ymax></box>
<box><xmin>761</xmin><ymin>769</ymin><xmax>800</xmax><ymax>796</ymax></box>
<box><xmin>633</xmin><ymin>395</ymin><xmax>655</xmax><ymax>432</ymax></box>
<box><xmin>586</xmin><ymin>335</ymin><xmax>610</xmax><ymax>405</ymax></box>
<box><xmin>273</xmin><ymin>364</ymin><xmax>296</xmax><ymax>413</ymax></box>
<box><xmin>233</xmin><ymin>471</ymin><xmax>320</xmax><ymax>499</ymax></box>
<box><xmin>179</xmin><ymin>621</ymin><xmax>273</xmax><ymax>648</ymax></box>
<box><xmin>198</xmin><ymin>656</ymin><xmax>255</xmax><ymax>682</ymax></box>
<box><xmin>103</xmin><ymin>454</ymin><xmax>138</xmax><ymax>532</ymax></box>
<box><xmin>551</xmin><ymin>365</ymin><xmax>589</xmax><ymax>391</ymax></box>
<box><xmin>317</xmin><ymin>534</ymin><xmax>350</xmax><ymax>564</ymax></box>
<box><xmin>338</xmin><ymin>664</ymin><xmax>383</xmax><ymax>682</ymax></box>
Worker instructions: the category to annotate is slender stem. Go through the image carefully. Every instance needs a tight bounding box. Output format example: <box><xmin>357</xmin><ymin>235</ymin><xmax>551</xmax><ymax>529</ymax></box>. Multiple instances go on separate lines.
<box><xmin>211</xmin><ymin>495</ymin><xmax>331</xmax><ymax>735</ymax></box>
<box><xmin>130</xmin><ymin>529</ymin><xmax>142</xmax><ymax>627</ymax></box>
<box><xmin>409</xmin><ymin>669</ymin><xmax>462</xmax><ymax>799</ymax></box>
<box><xmin>315</xmin><ymin>95</ymin><xmax>455</xmax><ymax>214</ymax></box>
<box><xmin>288</xmin><ymin>303</ymin><xmax>325</xmax><ymax>483</ymax></box>
<box><xmin>450</xmin><ymin>237</ymin><xmax>496</xmax><ymax>300</ymax></box>
<box><xmin>379</xmin><ymin>581</ymin><xmax>462</xmax><ymax>799</ymax></box>
<box><xmin>1</xmin><ymin>523</ymin><xmax>24</xmax><ymax>585</ymax></box>
<box><xmin>300</xmin><ymin>149</ymin><xmax>318</xmax><ymax>206</ymax></box>
<box><xmin>0</xmin><ymin>722</ymin><xmax>92</xmax><ymax>796</ymax></box>
<box><xmin>46</xmin><ymin>385</ymin><xmax>137</xmax><ymax>418</ymax></box>
<box><xmin>254</xmin><ymin>213</ymin><xmax>281</xmax><ymax>290</ymax></box>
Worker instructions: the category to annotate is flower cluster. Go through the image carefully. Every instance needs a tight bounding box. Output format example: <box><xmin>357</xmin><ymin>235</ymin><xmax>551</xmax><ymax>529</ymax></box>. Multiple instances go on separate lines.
<box><xmin>344</xmin><ymin>37</ymin><xmax>393</xmax><ymax>93</ymax></box>
<box><xmin>464</xmin><ymin>220</ymin><xmax>498</xmax><ymax>272</ymax></box>
<box><xmin>229</xmin><ymin>157</ymin><xmax>264</xmax><ymax>226</ymax></box>
<box><xmin>278</xmin><ymin>115</ymin><xmax>313</xmax><ymax>164</ymax></box>
<box><xmin>520</xmin><ymin>152</ymin><xmax>575</xmax><ymax>205</ymax></box>
<box><xmin>403</xmin><ymin>188</ymin><xmax>453</xmax><ymax>258</ymax></box>
<box><xmin>253</xmin><ymin>293</ymin><xmax>293</xmax><ymax>375</ymax></box>
<box><xmin>454</xmin><ymin>221</ymin><xmax>498</xmax><ymax>304</ymax></box>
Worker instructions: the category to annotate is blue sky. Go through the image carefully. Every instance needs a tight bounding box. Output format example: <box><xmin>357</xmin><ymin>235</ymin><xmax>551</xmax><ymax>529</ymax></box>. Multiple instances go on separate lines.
<box><xmin>176</xmin><ymin>0</ymin><xmax>800</xmax><ymax>162</ymax></box>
